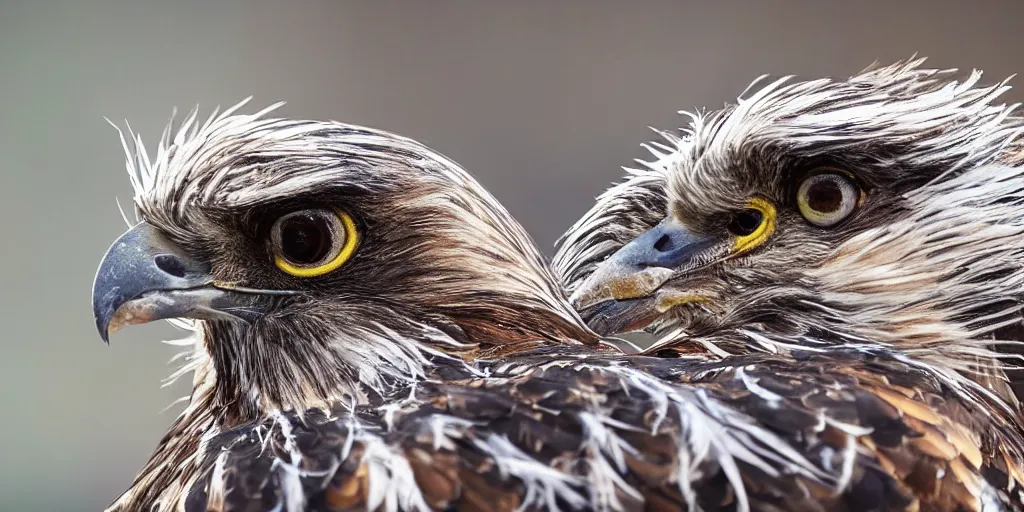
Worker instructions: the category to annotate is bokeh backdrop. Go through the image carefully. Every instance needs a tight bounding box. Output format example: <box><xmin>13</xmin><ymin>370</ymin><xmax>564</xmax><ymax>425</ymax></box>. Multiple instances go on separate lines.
<box><xmin>2</xmin><ymin>1</ymin><xmax>1023</xmax><ymax>509</ymax></box>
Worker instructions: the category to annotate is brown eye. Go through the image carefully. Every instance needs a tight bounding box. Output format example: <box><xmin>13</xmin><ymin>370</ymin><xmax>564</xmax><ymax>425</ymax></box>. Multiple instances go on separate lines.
<box><xmin>797</xmin><ymin>172</ymin><xmax>861</xmax><ymax>227</ymax></box>
<box><xmin>271</xmin><ymin>209</ymin><xmax>359</xmax><ymax>277</ymax></box>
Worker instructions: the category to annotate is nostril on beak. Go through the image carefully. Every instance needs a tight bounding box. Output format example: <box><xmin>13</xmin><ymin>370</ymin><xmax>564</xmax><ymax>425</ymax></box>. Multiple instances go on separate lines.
<box><xmin>653</xmin><ymin>234</ymin><xmax>674</xmax><ymax>253</ymax></box>
<box><xmin>154</xmin><ymin>254</ymin><xmax>189</xmax><ymax>279</ymax></box>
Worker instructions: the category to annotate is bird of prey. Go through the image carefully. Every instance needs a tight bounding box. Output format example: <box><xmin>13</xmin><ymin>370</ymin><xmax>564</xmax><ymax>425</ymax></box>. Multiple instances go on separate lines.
<box><xmin>556</xmin><ymin>58</ymin><xmax>1024</xmax><ymax>405</ymax></box>
<box><xmin>92</xmin><ymin>73</ymin><xmax>1024</xmax><ymax>512</ymax></box>
<box><xmin>552</xmin><ymin>58</ymin><xmax>1024</xmax><ymax>506</ymax></box>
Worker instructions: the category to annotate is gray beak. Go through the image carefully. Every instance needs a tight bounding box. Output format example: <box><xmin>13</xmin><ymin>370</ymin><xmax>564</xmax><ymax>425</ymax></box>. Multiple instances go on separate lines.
<box><xmin>570</xmin><ymin>217</ymin><xmax>720</xmax><ymax>335</ymax></box>
<box><xmin>91</xmin><ymin>222</ymin><xmax>258</xmax><ymax>342</ymax></box>
<box><xmin>570</xmin><ymin>217</ymin><xmax>717</xmax><ymax>310</ymax></box>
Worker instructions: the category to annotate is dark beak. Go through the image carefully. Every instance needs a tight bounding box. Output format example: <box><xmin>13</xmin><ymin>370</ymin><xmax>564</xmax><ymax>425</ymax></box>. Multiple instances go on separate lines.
<box><xmin>91</xmin><ymin>222</ymin><xmax>260</xmax><ymax>342</ymax></box>
<box><xmin>569</xmin><ymin>217</ymin><xmax>718</xmax><ymax>335</ymax></box>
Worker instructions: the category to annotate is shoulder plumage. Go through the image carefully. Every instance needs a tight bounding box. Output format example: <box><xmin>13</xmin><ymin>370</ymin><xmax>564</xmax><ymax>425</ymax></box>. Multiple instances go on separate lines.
<box><xmin>177</xmin><ymin>348</ymin><xmax>1024</xmax><ymax>511</ymax></box>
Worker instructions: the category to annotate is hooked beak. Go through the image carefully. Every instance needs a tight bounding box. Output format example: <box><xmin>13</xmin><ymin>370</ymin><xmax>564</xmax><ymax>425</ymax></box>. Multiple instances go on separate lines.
<box><xmin>91</xmin><ymin>222</ymin><xmax>265</xmax><ymax>343</ymax></box>
<box><xmin>570</xmin><ymin>217</ymin><xmax>720</xmax><ymax>335</ymax></box>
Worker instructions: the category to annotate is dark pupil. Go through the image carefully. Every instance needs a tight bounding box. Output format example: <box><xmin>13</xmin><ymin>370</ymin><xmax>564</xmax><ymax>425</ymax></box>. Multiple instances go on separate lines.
<box><xmin>727</xmin><ymin>209</ymin><xmax>763</xmax><ymax>236</ymax></box>
<box><xmin>807</xmin><ymin>179</ymin><xmax>843</xmax><ymax>213</ymax></box>
<box><xmin>280</xmin><ymin>214</ymin><xmax>331</xmax><ymax>265</ymax></box>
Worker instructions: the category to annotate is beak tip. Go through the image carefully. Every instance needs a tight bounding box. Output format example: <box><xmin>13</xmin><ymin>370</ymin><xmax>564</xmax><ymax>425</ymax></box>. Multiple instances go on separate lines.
<box><xmin>94</xmin><ymin>306</ymin><xmax>113</xmax><ymax>344</ymax></box>
<box><xmin>96</xmin><ymin>320</ymin><xmax>111</xmax><ymax>344</ymax></box>
<box><xmin>92</xmin><ymin>284</ymin><xmax>120</xmax><ymax>344</ymax></box>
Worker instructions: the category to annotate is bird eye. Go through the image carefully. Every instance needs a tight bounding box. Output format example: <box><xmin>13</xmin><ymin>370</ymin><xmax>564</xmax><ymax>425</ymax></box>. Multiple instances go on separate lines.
<box><xmin>726</xmin><ymin>209</ymin><xmax>764</xmax><ymax>237</ymax></box>
<box><xmin>797</xmin><ymin>171</ymin><xmax>861</xmax><ymax>227</ymax></box>
<box><xmin>728</xmin><ymin>197</ymin><xmax>776</xmax><ymax>254</ymax></box>
<box><xmin>270</xmin><ymin>209</ymin><xmax>359</xmax><ymax>277</ymax></box>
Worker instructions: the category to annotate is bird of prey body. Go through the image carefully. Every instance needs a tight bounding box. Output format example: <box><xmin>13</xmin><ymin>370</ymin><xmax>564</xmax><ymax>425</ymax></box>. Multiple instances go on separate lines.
<box><xmin>92</xmin><ymin>60</ymin><xmax>1024</xmax><ymax>512</ymax></box>
<box><xmin>554</xmin><ymin>59</ymin><xmax>1024</xmax><ymax>507</ymax></box>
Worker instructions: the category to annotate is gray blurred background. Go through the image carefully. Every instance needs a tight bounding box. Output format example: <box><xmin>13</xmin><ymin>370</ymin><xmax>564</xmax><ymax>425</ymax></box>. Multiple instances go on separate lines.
<box><xmin>2</xmin><ymin>1</ymin><xmax>1022</xmax><ymax>509</ymax></box>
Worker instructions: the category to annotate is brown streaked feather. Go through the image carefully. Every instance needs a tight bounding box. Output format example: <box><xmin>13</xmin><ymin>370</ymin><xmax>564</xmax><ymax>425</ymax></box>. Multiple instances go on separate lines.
<box><xmin>156</xmin><ymin>348</ymin><xmax>1024</xmax><ymax>512</ymax></box>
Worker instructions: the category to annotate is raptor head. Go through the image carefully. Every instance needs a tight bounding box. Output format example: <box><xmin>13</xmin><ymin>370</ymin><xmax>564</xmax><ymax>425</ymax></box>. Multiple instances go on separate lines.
<box><xmin>555</xmin><ymin>58</ymin><xmax>1024</xmax><ymax>368</ymax></box>
<box><xmin>91</xmin><ymin>100</ymin><xmax>596</xmax><ymax>419</ymax></box>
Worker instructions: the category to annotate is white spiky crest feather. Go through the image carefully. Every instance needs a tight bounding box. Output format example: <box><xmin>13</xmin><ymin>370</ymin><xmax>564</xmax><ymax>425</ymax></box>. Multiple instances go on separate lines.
<box><xmin>554</xmin><ymin>57</ymin><xmax>1024</xmax><ymax>378</ymax></box>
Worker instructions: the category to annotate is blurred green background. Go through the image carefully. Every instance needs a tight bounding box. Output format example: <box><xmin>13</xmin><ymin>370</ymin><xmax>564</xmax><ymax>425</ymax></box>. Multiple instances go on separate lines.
<box><xmin>1</xmin><ymin>1</ymin><xmax>1022</xmax><ymax>509</ymax></box>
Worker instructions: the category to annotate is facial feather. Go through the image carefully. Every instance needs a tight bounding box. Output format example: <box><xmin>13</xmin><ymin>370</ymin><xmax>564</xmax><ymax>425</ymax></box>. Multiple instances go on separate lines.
<box><xmin>107</xmin><ymin>99</ymin><xmax>597</xmax><ymax>422</ymax></box>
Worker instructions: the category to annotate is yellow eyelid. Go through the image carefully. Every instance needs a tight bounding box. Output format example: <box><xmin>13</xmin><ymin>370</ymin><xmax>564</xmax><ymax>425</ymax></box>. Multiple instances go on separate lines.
<box><xmin>732</xmin><ymin>197</ymin><xmax>776</xmax><ymax>255</ymax></box>
<box><xmin>274</xmin><ymin>209</ymin><xmax>359</xmax><ymax>278</ymax></box>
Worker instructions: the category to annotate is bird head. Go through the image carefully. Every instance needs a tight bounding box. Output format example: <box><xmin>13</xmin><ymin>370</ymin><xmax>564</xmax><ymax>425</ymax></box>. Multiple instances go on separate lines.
<box><xmin>555</xmin><ymin>58</ymin><xmax>1024</xmax><ymax>366</ymax></box>
<box><xmin>91</xmin><ymin>100</ymin><xmax>595</xmax><ymax>419</ymax></box>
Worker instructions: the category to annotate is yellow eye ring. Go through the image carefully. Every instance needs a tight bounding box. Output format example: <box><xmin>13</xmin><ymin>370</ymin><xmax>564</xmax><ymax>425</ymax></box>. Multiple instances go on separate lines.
<box><xmin>272</xmin><ymin>208</ymin><xmax>359</xmax><ymax>278</ymax></box>
<box><xmin>730</xmin><ymin>197</ymin><xmax>776</xmax><ymax>254</ymax></box>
